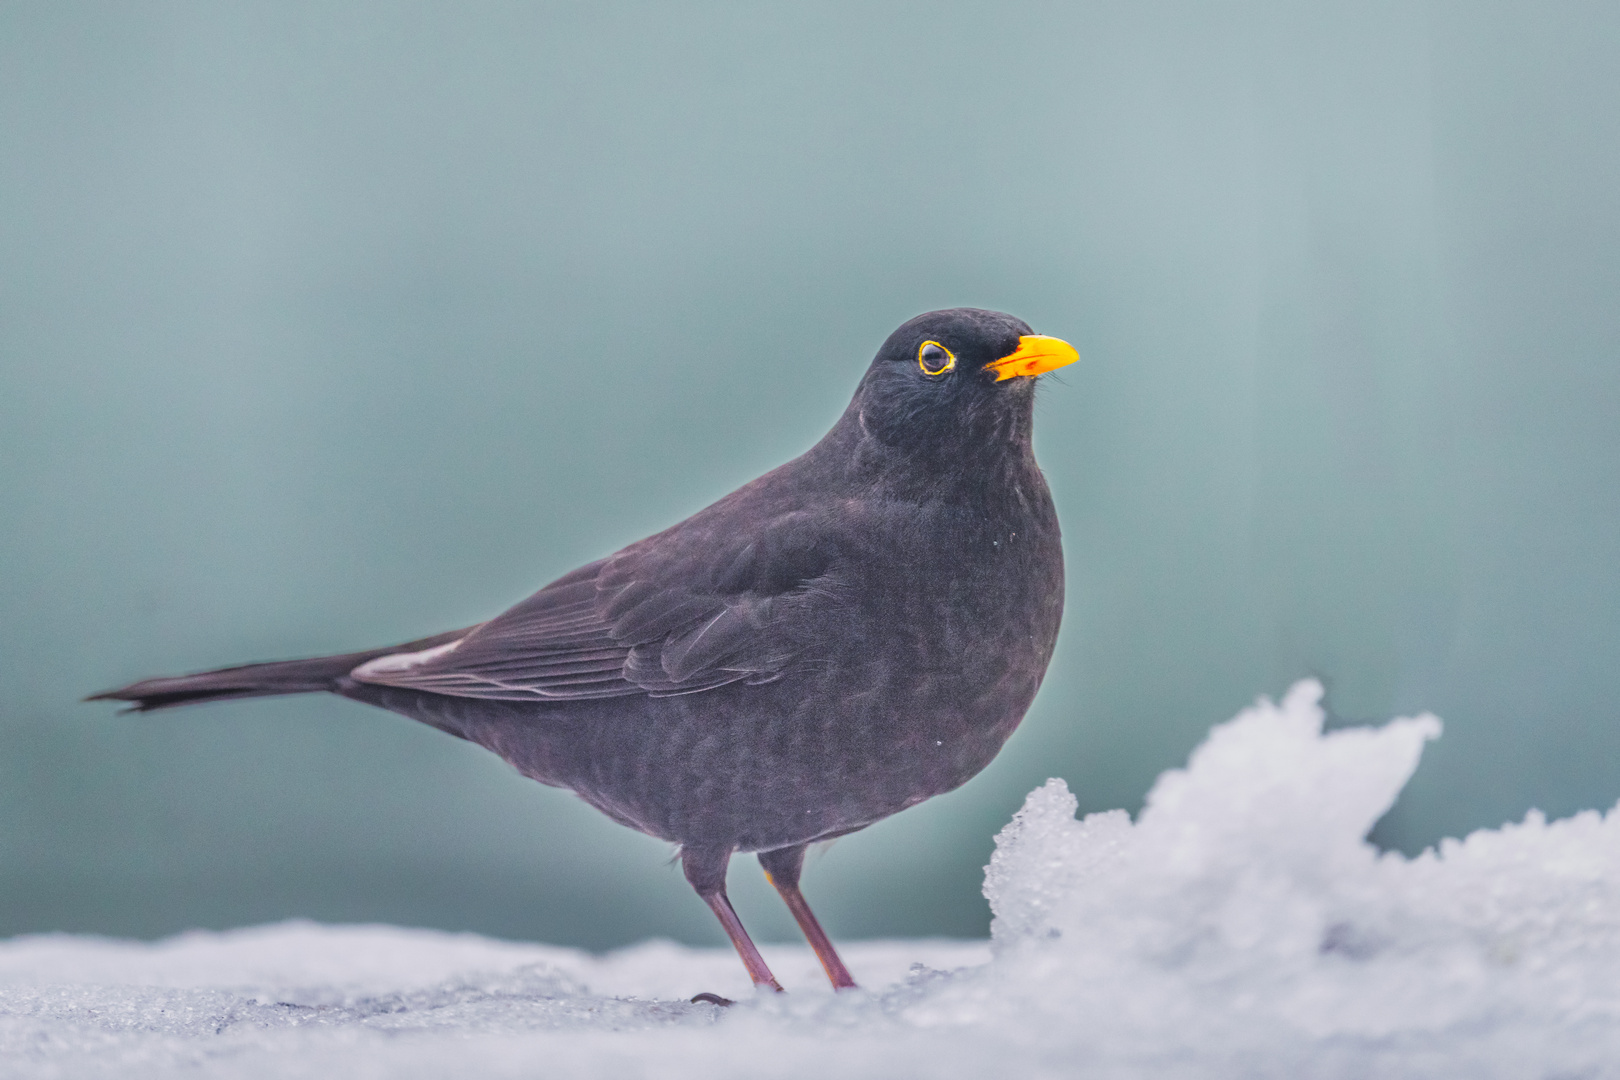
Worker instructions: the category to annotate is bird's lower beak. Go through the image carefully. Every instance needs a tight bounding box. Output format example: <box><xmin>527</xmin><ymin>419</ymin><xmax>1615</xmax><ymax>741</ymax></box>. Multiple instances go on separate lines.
<box><xmin>984</xmin><ymin>335</ymin><xmax>1080</xmax><ymax>382</ymax></box>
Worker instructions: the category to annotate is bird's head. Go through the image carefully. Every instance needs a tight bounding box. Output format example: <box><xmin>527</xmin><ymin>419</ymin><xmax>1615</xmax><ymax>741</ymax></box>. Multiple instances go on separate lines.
<box><xmin>848</xmin><ymin>308</ymin><xmax>1078</xmax><ymax>459</ymax></box>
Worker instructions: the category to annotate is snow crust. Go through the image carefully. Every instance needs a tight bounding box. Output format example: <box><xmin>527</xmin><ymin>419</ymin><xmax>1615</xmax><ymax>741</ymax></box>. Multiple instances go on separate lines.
<box><xmin>4</xmin><ymin>681</ymin><xmax>1618</xmax><ymax>1078</ymax></box>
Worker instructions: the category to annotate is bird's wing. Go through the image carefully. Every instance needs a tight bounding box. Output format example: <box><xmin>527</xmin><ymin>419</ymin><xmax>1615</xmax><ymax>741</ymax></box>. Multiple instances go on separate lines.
<box><xmin>349</xmin><ymin>511</ymin><xmax>843</xmax><ymax>702</ymax></box>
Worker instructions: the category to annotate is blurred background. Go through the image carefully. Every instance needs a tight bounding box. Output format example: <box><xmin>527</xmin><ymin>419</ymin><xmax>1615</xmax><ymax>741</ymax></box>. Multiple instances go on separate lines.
<box><xmin>2</xmin><ymin>1</ymin><xmax>1617</xmax><ymax>949</ymax></box>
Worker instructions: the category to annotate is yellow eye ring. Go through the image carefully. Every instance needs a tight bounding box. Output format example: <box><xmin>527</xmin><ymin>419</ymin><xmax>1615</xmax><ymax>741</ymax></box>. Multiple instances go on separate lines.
<box><xmin>917</xmin><ymin>340</ymin><xmax>956</xmax><ymax>376</ymax></box>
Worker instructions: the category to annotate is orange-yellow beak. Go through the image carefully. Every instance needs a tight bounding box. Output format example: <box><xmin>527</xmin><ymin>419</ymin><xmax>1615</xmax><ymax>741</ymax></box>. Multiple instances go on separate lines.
<box><xmin>984</xmin><ymin>335</ymin><xmax>1080</xmax><ymax>382</ymax></box>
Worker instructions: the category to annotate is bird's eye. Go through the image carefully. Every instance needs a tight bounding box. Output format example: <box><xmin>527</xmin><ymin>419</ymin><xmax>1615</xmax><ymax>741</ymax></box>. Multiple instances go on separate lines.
<box><xmin>917</xmin><ymin>341</ymin><xmax>956</xmax><ymax>376</ymax></box>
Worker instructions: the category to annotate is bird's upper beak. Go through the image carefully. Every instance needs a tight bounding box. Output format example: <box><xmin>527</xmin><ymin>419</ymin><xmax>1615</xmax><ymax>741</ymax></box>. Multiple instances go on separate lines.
<box><xmin>984</xmin><ymin>335</ymin><xmax>1080</xmax><ymax>382</ymax></box>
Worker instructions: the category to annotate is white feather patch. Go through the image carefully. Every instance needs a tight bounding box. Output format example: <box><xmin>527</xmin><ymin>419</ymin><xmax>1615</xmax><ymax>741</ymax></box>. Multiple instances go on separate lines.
<box><xmin>351</xmin><ymin>639</ymin><xmax>464</xmax><ymax>678</ymax></box>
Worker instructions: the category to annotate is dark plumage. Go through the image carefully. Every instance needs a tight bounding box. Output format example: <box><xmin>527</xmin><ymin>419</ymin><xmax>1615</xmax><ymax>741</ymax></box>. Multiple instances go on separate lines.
<box><xmin>91</xmin><ymin>307</ymin><xmax>1077</xmax><ymax>993</ymax></box>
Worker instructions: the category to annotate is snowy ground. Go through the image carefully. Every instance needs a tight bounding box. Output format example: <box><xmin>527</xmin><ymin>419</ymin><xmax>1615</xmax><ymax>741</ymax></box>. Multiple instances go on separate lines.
<box><xmin>4</xmin><ymin>681</ymin><xmax>1618</xmax><ymax>1079</ymax></box>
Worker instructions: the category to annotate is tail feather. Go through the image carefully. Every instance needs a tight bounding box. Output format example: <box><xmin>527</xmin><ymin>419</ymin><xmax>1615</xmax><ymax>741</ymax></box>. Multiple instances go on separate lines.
<box><xmin>87</xmin><ymin>628</ymin><xmax>473</xmax><ymax>713</ymax></box>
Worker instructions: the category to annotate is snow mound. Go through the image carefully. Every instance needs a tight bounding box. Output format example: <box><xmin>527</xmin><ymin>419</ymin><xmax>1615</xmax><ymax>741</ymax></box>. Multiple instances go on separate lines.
<box><xmin>971</xmin><ymin>680</ymin><xmax>1620</xmax><ymax>1076</ymax></box>
<box><xmin>4</xmin><ymin>681</ymin><xmax>1618</xmax><ymax>1078</ymax></box>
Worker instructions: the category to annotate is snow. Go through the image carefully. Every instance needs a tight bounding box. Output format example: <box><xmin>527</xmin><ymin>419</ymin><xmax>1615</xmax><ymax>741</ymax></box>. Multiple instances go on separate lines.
<box><xmin>4</xmin><ymin>680</ymin><xmax>1618</xmax><ymax>1078</ymax></box>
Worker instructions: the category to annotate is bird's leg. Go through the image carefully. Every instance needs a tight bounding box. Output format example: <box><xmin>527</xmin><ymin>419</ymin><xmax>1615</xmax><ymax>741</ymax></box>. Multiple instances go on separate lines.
<box><xmin>682</xmin><ymin>844</ymin><xmax>783</xmax><ymax>993</ymax></box>
<box><xmin>758</xmin><ymin>845</ymin><xmax>857</xmax><ymax>990</ymax></box>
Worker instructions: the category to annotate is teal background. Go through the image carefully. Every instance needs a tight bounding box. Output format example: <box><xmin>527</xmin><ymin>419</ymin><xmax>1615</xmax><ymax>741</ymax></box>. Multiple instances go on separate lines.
<box><xmin>2</xmin><ymin>1</ymin><xmax>1617</xmax><ymax>948</ymax></box>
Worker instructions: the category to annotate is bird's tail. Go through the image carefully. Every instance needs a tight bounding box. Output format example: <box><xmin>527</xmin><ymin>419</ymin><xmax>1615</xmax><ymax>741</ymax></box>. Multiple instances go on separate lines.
<box><xmin>86</xmin><ymin>628</ymin><xmax>471</xmax><ymax>713</ymax></box>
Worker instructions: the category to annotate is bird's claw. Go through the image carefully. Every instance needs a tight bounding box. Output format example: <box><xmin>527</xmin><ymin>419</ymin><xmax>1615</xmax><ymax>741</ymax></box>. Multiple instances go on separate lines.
<box><xmin>690</xmin><ymin>991</ymin><xmax>735</xmax><ymax>1006</ymax></box>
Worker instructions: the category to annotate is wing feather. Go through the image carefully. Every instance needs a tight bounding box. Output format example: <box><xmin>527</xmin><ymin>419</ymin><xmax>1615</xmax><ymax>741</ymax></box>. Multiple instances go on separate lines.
<box><xmin>351</xmin><ymin>519</ymin><xmax>839</xmax><ymax>703</ymax></box>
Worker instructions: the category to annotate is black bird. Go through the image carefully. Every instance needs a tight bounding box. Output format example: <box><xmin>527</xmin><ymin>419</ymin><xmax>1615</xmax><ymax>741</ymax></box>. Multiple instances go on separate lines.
<box><xmin>91</xmin><ymin>308</ymin><xmax>1077</xmax><ymax>993</ymax></box>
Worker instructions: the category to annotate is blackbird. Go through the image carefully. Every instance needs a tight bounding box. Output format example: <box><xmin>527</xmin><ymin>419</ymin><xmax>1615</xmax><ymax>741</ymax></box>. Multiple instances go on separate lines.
<box><xmin>91</xmin><ymin>307</ymin><xmax>1077</xmax><ymax>993</ymax></box>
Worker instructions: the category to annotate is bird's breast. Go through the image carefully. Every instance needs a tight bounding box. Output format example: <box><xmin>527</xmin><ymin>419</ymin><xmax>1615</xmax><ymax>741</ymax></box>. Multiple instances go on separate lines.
<box><xmin>809</xmin><ymin>485</ymin><xmax>1063</xmax><ymax>741</ymax></box>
